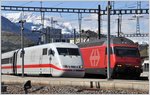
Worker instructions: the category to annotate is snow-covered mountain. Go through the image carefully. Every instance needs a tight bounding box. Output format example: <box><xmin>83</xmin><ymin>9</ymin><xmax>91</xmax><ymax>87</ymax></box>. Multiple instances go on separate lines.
<box><xmin>2</xmin><ymin>12</ymin><xmax>148</xmax><ymax>44</ymax></box>
<box><xmin>1</xmin><ymin>16</ymin><xmax>21</xmax><ymax>33</ymax></box>
<box><xmin>1</xmin><ymin>16</ymin><xmax>38</xmax><ymax>52</ymax></box>
<box><xmin>1</xmin><ymin>16</ymin><xmax>40</xmax><ymax>42</ymax></box>
<box><xmin>2</xmin><ymin>12</ymin><xmax>75</xmax><ymax>34</ymax></box>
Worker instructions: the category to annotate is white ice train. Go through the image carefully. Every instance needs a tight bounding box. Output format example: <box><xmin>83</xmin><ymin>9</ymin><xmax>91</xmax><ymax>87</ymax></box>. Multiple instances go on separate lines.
<box><xmin>1</xmin><ymin>43</ymin><xmax>85</xmax><ymax>77</ymax></box>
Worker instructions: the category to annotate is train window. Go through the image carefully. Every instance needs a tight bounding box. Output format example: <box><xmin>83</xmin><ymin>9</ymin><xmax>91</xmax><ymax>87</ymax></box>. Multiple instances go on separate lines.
<box><xmin>42</xmin><ymin>48</ymin><xmax>47</xmax><ymax>55</ymax></box>
<box><xmin>68</xmin><ymin>48</ymin><xmax>80</xmax><ymax>56</ymax></box>
<box><xmin>114</xmin><ymin>47</ymin><xmax>140</xmax><ymax>57</ymax></box>
<box><xmin>57</xmin><ymin>48</ymin><xmax>68</xmax><ymax>55</ymax></box>
<box><xmin>143</xmin><ymin>63</ymin><xmax>149</xmax><ymax>71</ymax></box>
<box><xmin>147</xmin><ymin>64</ymin><xmax>149</xmax><ymax>71</ymax></box>
<box><xmin>55</xmin><ymin>39</ymin><xmax>60</xmax><ymax>42</ymax></box>
<box><xmin>62</xmin><ymin>39</ymin><xmax>66</xmax><ymax>42</ymax></box>
<box><xmin>145</xmin><ymin>63</ymin><xmax>149</xmax><ymax>71</ymax></box>
<box><xmin>2</xmin><ymin>57</ymin><xmax>12</xmax><ymax>64</ymax></box>
<box><xmin>57</xmin><ymin>48</ymin><xmax>80</xmax><ymax>56</ymax></box>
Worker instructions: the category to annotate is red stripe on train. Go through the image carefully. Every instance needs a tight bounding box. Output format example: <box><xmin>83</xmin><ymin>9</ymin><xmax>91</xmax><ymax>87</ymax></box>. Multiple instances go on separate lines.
<box><xmin>1</xmin><ymin>63</ymin><xmax>84</xmax><ymax>72</ymax></box>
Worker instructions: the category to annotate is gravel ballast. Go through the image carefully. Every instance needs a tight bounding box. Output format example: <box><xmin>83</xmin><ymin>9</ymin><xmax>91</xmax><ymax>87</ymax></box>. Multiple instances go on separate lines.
<box><xmin>2</xmin><ymin>83</ymin><xmax>148</xmax><ymax>94</ymax></box>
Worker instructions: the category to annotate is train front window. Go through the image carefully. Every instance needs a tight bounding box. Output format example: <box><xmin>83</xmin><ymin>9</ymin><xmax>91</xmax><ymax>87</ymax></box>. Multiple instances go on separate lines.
<box><xmin>57</xmin><ymin>48</ymin><xmax>68</xmax><ymax>55</ymax></box>
<box><xmin>114</xmin><ymin>47</ymin><xmax>140</xmax><ymax>57</ymax></box>
<box><xmin>57</xmin><ymin>48</ymin><xmax>80</xmax><ymax>56</ymax></box>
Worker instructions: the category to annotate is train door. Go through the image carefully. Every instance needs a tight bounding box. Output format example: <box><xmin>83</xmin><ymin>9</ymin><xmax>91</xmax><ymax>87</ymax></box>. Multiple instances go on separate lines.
<box><xmin>39</xmin><ymin>48</ymin><xmax>47</xmax><ymax>74</ymax></box>
<box><xmin>40</xmin><ymin>48</ymin><xmax>51</xmax><ymax>75</ymax></box>
<box><xmin>48</xmin><ymin>48</ymin><xmax>56</xmax><ymax>76</ymax></box>
<box><xmin>12</xmin><ymin>52</ymin><xmax>17</xmax><ymax>75</ymax></box>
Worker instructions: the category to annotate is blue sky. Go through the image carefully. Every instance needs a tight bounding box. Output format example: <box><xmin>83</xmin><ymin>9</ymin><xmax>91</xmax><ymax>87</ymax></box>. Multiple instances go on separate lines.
<box><xmin>1</xmin><ymin>1</ymin><xmax>149</xmax><ymax>43</ymax></box>
<box><xmin>1</xmin><ymin>1</ymin><xmax>149</xmax><ymax>9</ymax></box>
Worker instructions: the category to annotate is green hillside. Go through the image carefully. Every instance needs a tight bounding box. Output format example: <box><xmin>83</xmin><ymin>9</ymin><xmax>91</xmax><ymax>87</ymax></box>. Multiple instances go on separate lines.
<box><xmin>1</xmin><ymin>31</ymin><xmax>35</xmax><ymax>53</ymax></box>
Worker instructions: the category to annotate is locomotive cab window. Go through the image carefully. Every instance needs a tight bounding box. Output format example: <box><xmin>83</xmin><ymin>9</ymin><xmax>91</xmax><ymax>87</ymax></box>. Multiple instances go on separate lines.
<box><xmin>114</xmin><ymin>47</ymin><xmax>140</xmax><ymax>57</ymax></box>
<box><xmin>57</xmin><ymin>48</ymin><xmax>80</xmax><ymax>56</ymax></box>
<box><xmin>69</xmin><ymin>48</ymin><xmax>80</xmax><ymax>55</ymax></box>
<box><xmin>42</xmin><ymin>48</ymin><xmax>47</xmax><ymax>55</ymax></box>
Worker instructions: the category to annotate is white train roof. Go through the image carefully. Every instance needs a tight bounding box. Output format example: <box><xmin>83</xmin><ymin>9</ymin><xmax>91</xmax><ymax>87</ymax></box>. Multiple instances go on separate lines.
<box><xmin>2</xmin><ymin>50</ymin><xmax>16</xmax><ymax>58</ymax></box>
<box><xmin>2</xmin><ymin>42</ymin><xmax>79</xmax><ymax>57</ymax></box>
<box><xmin>22</xmin><ymin>42</ymin><xmax>79</xmax><ymax>50</ymax></box>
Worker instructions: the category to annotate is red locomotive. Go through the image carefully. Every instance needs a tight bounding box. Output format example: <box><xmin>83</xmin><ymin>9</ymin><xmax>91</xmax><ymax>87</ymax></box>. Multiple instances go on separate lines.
<box><xmin>78</xmin><ymin>37</ymin><xmax>143</xmax><ymax>78</ymax></box>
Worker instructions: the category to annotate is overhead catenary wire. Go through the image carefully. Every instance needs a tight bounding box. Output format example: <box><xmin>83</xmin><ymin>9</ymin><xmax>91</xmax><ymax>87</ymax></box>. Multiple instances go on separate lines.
<box><xmin>1</xmin><ymin>3</ymin><xmax>148</xmax><ymax>37</ymax></box>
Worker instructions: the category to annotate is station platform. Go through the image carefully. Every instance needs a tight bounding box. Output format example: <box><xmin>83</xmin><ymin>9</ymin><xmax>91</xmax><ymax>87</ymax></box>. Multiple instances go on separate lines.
<box><xmin>1</xmin><ymin>75</ymin><xmax>149</xmax><ymax>91</ymax></box>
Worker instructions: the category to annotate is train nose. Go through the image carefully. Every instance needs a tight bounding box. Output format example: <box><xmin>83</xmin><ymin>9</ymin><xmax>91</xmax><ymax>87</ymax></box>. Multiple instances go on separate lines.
<box><xmin>114</xmin><ymin>63</ymin><xmax>143</xmax><ymax>75</ymax></box>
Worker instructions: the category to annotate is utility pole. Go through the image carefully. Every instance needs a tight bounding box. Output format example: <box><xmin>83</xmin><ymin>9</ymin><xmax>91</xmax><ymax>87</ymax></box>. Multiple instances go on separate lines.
<box><xmin>136</xmin><ymin>1</ymin><xmax>141</xmax><ymax>34</ymax></box>
<box><xmin>107</xmin><ymin>1</ymin><xmax>111</xmax><ymax>80</ymax></box>
<box><xmin>46</xmin><ymin>26</ymin><xmax>51</xmax><ymax>43</ymax></box>
<box><xmin>60</xmin><ymin>29</ymin><xmax>62</xmax><ymax>42</ymax></box>
<box><xmin>117</xmin><ymin>15</ymin><xmax>122</xmax><ymax>37</ymax></box>
<box><xmin>117</xmin><ymin>17</ymin><xmax>120</xmax><ymax>37</ymax></box>
<box><xmin>98</xmin><ymin>5</ymin><xmax>101</xmax><ymax>39</ymax></box>
<box><xmin>45</xmin><ymin>27</ymin><xmax>48</xmax><ymax>43</ymax></box>
<box><xmin>78</xmin><ymin>13</ymin><xmax>82</xmax><ymax>43</ymax></box>
<box><xmin>74</xmin><ymin>29</ymin><xmax>76</xmax><ymax>44</ymax></box>
<box><xmin>51</xmin><ymin>17</ymin><xmax>53</xmax><ymax>29</ymax></box>
<box><xmin>40</xmin><ymin>1</ymin><xmax>45</xmax><ymax>44</ymax></box>
<box><xmin>19</xmin><ymin>20</ymin><xmax>26</xmax><ymax>78</ymax></box>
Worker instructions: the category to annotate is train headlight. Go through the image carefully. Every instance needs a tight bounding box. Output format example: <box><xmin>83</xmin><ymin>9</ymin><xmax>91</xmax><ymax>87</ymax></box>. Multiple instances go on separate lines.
<box><xmin>135</xmin><ymin>66</ymin><xmax>139</xmax><ymax>68</ymax></box>
<box><xmin>79</xmin><ymin>66</ymin><xmax>83</xmax><ymax>68</ymax></box>
<box><xmin>117</xmin><ymin>64</ymin><xmax>122</xmax><ymax>67</ymax></box>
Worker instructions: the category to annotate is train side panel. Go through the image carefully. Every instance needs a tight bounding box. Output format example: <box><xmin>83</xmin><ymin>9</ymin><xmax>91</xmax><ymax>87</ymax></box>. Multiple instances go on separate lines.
<box><xmin>16</xmin><ymin>45</ymin><xmax>58</xmax><ymax>75</ymax></box>
<box><xmin>80</xmin><ymin>46</ymin><xmax>106</xmax><ymax>75</ymax></box>
<box><xmin>1</xmin><ymin>51</ymin><xmax>15</xmax><ymax>74</ymax></box>
<box><xmin>16</xmin><ymin>47</ymin><xmax>41</xmax><ymax>75</ymax></box>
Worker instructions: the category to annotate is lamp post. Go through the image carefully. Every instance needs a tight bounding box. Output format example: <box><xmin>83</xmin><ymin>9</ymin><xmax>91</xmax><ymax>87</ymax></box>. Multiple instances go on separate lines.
<box><xmin>19</xmin><ymin>20</ymin><xmax>26</xmax><ymax>78</ymax></box>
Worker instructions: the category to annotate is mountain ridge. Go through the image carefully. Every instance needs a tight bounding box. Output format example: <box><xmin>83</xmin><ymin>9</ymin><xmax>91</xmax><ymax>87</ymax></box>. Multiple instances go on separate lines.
<box><xmin>2</xmin><ymin>12</ymin><xmax>75</xmax><ymax>34</ymax></box>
